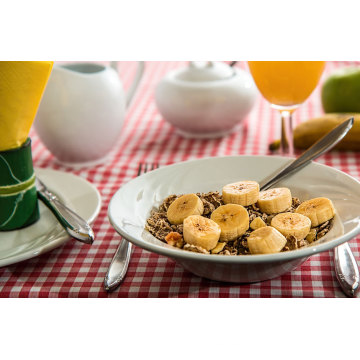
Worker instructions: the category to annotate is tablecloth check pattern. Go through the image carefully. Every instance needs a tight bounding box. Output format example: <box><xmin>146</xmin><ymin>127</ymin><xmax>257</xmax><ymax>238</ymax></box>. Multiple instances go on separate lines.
<box><xmin>0</xmin><ymin>61</ymin><xmax>359</xmax><ymax>298</ymax></box>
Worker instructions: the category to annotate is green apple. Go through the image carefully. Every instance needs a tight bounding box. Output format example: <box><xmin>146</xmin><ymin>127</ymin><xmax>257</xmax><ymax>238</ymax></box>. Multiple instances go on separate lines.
<box><xmin>322</xmin><ymin>67</ymin><xmax>360</xmax><ymax>113</ymax></box>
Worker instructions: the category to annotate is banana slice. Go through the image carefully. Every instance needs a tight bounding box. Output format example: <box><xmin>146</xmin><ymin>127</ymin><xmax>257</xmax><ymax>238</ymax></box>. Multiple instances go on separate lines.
<box><xmin>250</xmin><ymin>217</ymin><xmax>267</xmax><ymax>230</ymax></box>
<box><xmin>271</xmin><ymin>212</ymin><xmax>311</xmax><ymax>239</ymax></box>
<box><xmin>210</xmin><ymin>204</ymin><xmax>249</xmax><ymax>242</ymax></box>
<box><xmin>247</xmin><ymin>226</ymin><xmax>287</xmax><ymax>254</ymax></box>
<box><xmin>222</xmin><ymin>181</ymin><xmax>259</xmax><ymax>206</ymax></box>
<box><xmin>295</xmin><ymin>197</ymin><xmax>335</xmax><ymax>227</ymax></box>
<box><xmin>167</xmin><ymin>194</ymin><xmax>204</xmax><ymax>225</ymax></box>
<box><xmin>257</xmin><ymin>188</ymin><xmax>292</xmax><ymax>214</ymax></box>
<box><xmin>211</xmin><ymin>242</ymin><xmax>226</xmax><ymax>254</ymax></box>
<box><xmin>183</xmin><ymin>215</ymin><xmax>221</xmax><ymax>250</ymax></box>
<box><xmin>306</xmin><ymin>229</ymin><xmax>317</xmax><ymax>243</ymax></box>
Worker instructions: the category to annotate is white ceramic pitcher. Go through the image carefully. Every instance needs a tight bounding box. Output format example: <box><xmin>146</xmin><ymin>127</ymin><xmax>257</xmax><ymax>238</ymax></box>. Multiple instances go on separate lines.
<box><xmin>34</xmin><ymin>61</ymin><xmax>145</xmax><ymax>166</ymax></box>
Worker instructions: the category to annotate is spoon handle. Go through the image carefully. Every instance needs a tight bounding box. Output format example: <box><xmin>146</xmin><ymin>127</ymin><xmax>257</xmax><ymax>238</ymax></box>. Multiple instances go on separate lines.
<box><xmin>260</xmin><ymin>117</ymin><xmax>354</xmax><ymax>191</ymax></box>
<box><xmin>104</xmin><ymin>239</ymin><xmax>132</xmax><ymax>292</ymax></box>
<box><xmin>334</xmin><ymin>242</ymin><xmax>360</xmax><ymax>297</ymax></box>
<box><xmin>36</xmin><ymin>177</ymin><xmax>94</xmax><ymax>245</ymax></box>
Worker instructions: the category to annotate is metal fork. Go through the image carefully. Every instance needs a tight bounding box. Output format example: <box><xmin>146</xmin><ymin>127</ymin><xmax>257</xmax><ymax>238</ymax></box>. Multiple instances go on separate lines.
<box><xmin>104</xmin><ymin>162</ymin><xmax>159</xmax><ymax>292</ymax></box>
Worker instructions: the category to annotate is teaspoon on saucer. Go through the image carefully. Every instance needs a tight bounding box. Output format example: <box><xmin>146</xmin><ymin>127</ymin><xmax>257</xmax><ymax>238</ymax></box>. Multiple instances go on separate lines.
<box><xmin>36</xmin><ymin>177</ymin><xmax>94</xmax><ymax>245</ymax></box>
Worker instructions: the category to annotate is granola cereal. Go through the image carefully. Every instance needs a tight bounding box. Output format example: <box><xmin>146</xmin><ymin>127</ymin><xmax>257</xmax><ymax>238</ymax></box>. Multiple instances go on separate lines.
<box><xmin>145</xmin><ymin>191</ymin><xmax>333</xmax><ymax>255</ymax></box>
<box><xmin>165</xmin><ymin>232</ymin><xmax>184</xmax><ymax>248</ymax></box>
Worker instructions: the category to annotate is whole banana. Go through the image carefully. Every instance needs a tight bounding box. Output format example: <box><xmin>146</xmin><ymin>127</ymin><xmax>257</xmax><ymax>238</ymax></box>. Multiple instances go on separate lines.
<box><xmin>270</xmin><ymin>113</ymin><xmax>360</xmax><ymax>151</ymax></box>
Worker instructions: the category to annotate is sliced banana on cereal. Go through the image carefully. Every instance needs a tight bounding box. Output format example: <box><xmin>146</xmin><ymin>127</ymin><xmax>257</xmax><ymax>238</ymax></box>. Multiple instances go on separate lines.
<box><xmin>183</xmin><ymin>215</ymin><xmax>221</xmax><ymax>251</ymax></box>
<box><xmin>210</xmin><ymin>204</ymin><xmax>249</xmax><ymax>242</ymax></box>
<box><xmin>167</xmin><ymin>194</ymin><xmax>204</xmax><ymax>225</ymax></box>
<box><xmin>250</xmin><ymin>217</ymin><xmax>267</xmax><ymax>230</ymax></box>
<box><xmin>295</xmin><ymin>197</ymin><xmax>335</xmax><ymax>227</ymax></box>
<box><xmin>211</xmin><ymin>242</ymin><xmax>226</xmax><ymax>254</ymax></box>
<box><xmin>247</xmin><ymin>226</ymin><xmax>287</xmax><ymax>254</ymax></box>
<box><xmin>271</xmin><ymin>212</ymin><xmax>311</xmax><ymax>240</ymax></box>
<box><xmin>222</xmin><ymin>180</ymin><xmax>259</xmax><ymax>206</ymax></box>
<box><xmin>306</xmin><ymin>229</ymin><xmax>317</xmax><ymax>243</ymax></box>
<box><xmin>257</xmin><ymin>187</ymin><xmax>292</xmax><ymax>214</ymax></box>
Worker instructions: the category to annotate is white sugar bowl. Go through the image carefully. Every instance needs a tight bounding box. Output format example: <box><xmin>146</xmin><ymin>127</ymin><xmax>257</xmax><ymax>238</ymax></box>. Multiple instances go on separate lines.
<box><xmin>155</xmin><ymin>61</ymin><xmax>257</xmax><ymax>138</ymax></box>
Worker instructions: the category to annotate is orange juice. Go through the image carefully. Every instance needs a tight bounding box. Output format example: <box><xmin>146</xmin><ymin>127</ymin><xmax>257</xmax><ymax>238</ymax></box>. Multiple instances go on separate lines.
<box><xmin>248</xmin><ymin>61</ymin><xmax>325</xmax><ymax>107</ymax></box>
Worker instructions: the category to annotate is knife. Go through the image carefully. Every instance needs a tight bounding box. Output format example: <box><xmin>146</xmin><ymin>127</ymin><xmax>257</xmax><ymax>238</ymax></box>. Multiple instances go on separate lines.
<box><xmin>35</xmin><ymin>177</ymin><xmax>94</xmax><ymax>244</ymax></box>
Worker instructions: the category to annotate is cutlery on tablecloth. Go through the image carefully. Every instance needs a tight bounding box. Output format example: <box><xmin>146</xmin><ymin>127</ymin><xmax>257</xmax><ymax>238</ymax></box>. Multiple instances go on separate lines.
<box><xmin>104</xmin><ymin>162</ymin><xmax>159</xmax><ymax>292</ymax></box>
<box><xmin>36</xmin><ymin>177</ymin><xmax>94</xmax><ymax>245</ymax></box>
<box><xmin>260</xmin><ymin>117</ymin><xmax>359</xmax><ymax>297</ymax></box>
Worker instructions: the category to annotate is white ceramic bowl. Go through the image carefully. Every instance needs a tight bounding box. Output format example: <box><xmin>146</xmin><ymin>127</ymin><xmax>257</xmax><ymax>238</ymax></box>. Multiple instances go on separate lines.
<box><xmin>108</xmin><ymin>156</ymin><xmax>360</xmax><ymax>283</ymax></box>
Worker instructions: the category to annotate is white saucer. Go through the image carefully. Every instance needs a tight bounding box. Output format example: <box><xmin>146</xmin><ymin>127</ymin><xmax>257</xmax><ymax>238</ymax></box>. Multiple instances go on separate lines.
<box><xmin>0</xmin><ymin>168</ymin><xmax>101</xmax><ymax>267</ymax></box>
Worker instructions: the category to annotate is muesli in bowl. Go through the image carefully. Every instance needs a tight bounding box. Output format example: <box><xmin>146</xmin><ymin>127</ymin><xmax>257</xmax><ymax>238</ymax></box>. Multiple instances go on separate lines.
<box><xmin>146</xmin><ymin>181</ymin><xmax>335</xmax><ymax>256</ymax></box>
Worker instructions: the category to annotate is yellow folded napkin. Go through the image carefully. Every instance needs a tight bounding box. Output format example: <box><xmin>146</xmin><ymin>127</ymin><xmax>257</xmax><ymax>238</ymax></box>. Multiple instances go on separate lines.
<box><xmin>0</xmin><ymin>61</ymin><xmax>54</xmax><ymax>151</ymax></box>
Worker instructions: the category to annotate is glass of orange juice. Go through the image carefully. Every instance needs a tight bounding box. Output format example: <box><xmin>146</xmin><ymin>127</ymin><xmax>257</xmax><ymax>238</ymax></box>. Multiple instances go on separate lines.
<box><xmin>247</xmin><ymin>61</ymin><xmax>325</xmax><ymax>156</ymax></box>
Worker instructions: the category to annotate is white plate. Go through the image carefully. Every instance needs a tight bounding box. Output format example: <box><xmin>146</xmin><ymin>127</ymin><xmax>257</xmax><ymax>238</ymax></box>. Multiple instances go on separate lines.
<box><xmin>108</xmin><ymin>156</ymin><xmax>360</xmax><ymax>283</ymax></box>
<box><xmin>0</xmin><ymin>168</ymin><xmax>101</xmax><ymax>267</ymax></box>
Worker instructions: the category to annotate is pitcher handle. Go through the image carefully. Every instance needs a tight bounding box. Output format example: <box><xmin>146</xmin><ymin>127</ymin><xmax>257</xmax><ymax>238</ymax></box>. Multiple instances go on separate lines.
<box><xmin>110</xmin><ymin>61</ymin><xmax>145</xmax><ymax>108</ymax></box>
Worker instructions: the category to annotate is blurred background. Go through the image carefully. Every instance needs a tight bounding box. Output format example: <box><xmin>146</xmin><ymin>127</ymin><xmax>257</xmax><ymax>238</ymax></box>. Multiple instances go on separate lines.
<box><xmin>30</xmin><ymin>61</ymin><xmax>360</xmax><ymax>166</ymax></box>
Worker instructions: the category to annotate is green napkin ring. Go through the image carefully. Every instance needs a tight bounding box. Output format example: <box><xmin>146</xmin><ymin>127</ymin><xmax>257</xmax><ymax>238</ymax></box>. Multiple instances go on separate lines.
<box><xmin>0</xmin><ymin>138</ymin><xmax>39</xmax><ymax>231</ymax></box>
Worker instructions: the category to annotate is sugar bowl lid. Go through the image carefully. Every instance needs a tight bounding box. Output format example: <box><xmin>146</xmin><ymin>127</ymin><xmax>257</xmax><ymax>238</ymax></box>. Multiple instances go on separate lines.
<box><xmin>175</xmin><ymin>61</ymin><xmax>235</xmax><ymax>82</ymax></box>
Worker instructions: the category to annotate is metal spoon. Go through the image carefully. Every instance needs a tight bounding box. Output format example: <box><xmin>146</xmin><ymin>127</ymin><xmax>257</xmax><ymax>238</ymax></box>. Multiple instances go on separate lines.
<box><xmin>259</xmin><ymin>117</ymin><xmax>359</xmax><ymax>297</ymax></box>
<box><xmin>36</xmin><ymin>177</ymin><xmax>94</xmax><ymax>244</ymax></box>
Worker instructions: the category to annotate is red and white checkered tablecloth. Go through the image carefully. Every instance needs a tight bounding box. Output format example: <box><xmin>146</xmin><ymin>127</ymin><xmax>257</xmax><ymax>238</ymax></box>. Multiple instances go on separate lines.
<box><xmin>1</xmin><ymin>61</ymin><xmax>359</xmax><ymax>298</ymax></box>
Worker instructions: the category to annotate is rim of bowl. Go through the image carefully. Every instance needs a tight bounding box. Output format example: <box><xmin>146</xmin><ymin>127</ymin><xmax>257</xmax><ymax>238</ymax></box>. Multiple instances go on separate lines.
<box><xmin>108</xmin><ymin>155</ymin><xmax>360</xmax><ymax>264</ymax></box>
